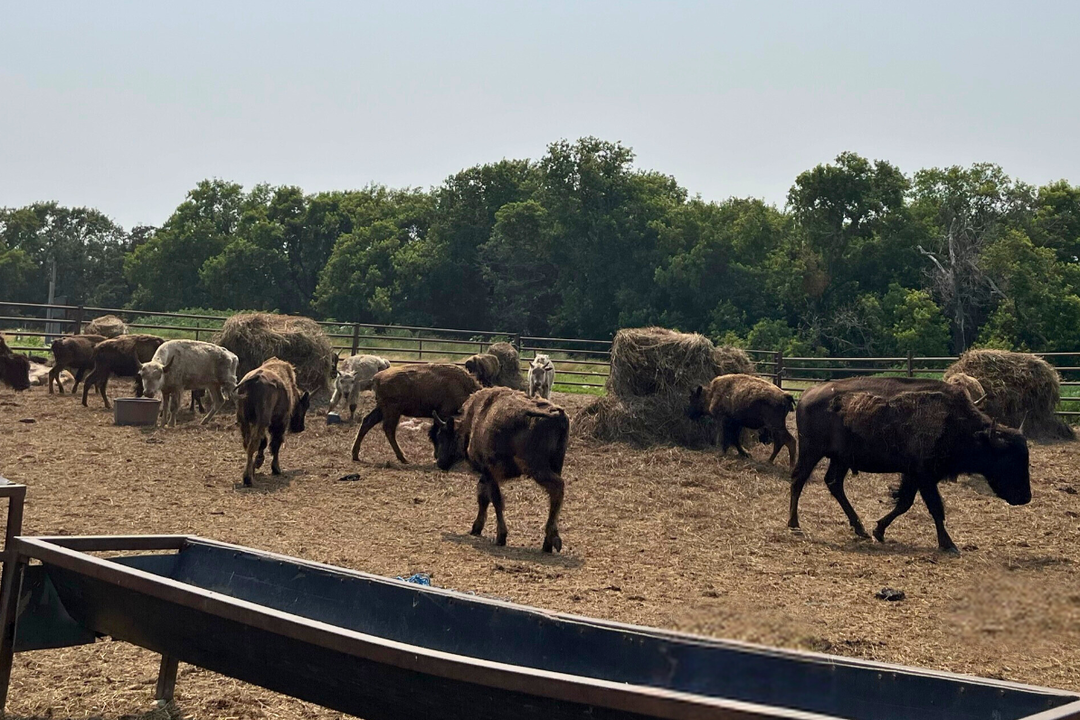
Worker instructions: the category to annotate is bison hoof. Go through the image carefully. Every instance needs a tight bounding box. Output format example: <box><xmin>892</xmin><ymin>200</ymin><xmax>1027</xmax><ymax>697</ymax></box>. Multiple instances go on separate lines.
<box><xmin>254</xmin><ymin>454</ymin><xmax>265</xmax><ymax>470</ymax></box>
<box><xmin>271</xmin><ymin>463</ymin><xmax>281</xmax><ymax>476</ymax></box>
<box><xmin>470</xmin><ymin>525</ymin><xmax>484</xmax><ymax>537</ymax></box>
<box><xmin>543</xmin><ymin>536</ymin><xmax>562</xmax><ymax>553</ymax></box>
<box><xmin>242</xmin><ymin>476</ymin><xmax>253</xmax><ymax>487</ymax></box>
<box><xmin>853</xmin><ymin>526</ymin><xmax>871</xmax><ymax>539</ymax></box>
<box><xmin>873</xmin><ymin>526</ymin><xmax>887</xmax><ymax>543</ymax></box>
<box><xmin>495</xmin><ymin>534</ymin><xmax>508</xmax><ymax>546</ymax></box>
<box><xmin>941</xmin><ymin>545</ymin><xmax>961</xmax><ymax>556</ymax></box>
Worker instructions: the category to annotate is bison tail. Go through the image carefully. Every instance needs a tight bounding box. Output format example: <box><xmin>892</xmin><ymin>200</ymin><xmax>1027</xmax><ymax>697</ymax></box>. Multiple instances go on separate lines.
<box><xmin>785</xmin><ymin>394</ymin><xmax>796</xmax><ymax>412</ymax></box>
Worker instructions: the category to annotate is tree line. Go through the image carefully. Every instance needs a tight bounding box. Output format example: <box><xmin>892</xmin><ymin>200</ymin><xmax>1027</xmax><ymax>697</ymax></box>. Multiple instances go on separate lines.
<box><xmin>3</xmin><ymin>137</ymin><xmax>1079</xmax><ymax>357</ymax></box>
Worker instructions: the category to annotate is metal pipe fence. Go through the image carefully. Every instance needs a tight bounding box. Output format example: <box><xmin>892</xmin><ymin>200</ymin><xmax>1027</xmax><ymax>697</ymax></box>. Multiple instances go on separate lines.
<box><xmin>4</xmin><ymin>301</ymin><xmax>1080</xmax><ymax>414</ymax></box>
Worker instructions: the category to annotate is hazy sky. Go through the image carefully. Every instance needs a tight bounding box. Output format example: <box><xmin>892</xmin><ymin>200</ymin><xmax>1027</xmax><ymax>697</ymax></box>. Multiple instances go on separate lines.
<box><xmin>2</xmin><ymin>1</ymin><xmax>1078</xmax><ymax>229</ymax></box>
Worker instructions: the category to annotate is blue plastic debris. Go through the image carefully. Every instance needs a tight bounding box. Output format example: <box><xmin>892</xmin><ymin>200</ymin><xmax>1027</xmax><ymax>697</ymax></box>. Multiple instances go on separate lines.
<box><xmin>396</xmin><ymin>573</ymin><xmax>432</xmax><ymax>586</ymax></box>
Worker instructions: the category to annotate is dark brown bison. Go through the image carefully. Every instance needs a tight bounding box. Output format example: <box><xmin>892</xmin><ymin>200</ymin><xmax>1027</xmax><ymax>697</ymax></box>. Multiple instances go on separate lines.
<box><xmin>351</xmin><ymin>363</ymin><xmax>480</xmax><ymax>464</ymax></box>
<box><xmin>49</xmin><ymin>334</ymin><xmax>105</xmax><ymax>394</ymax></box>
<box><xmin>430</xmin><ymin>387</ymin><xmax>569</xmax><ymax>553</ymax></box>
<box><xmin>789</xmin><ymin>377</ymin><xmax>1031</xmax><ymax>554</ymax></box>
<box><xmin>687</xmin><ymin>373</ymin><xmax>797</xmax><ymax>466</ymax></box>
<box><xmin>82</xmin><ymin>334</ymin><xmax>166</xmax><ymax>408</ymax></box>
<box><xmin>0</xmin><ymin>336</ymin><xmax>30</xmax><ymax>391</ymax></box>
<box><xmin>464</xmin><ymin>353</ymin><xmax>501</xmax><ymax>387</ymax></box>
<box><xmin>236</xmin><ymin>358</ymin><xmax>310</xmax><ymax>487</ymax></box>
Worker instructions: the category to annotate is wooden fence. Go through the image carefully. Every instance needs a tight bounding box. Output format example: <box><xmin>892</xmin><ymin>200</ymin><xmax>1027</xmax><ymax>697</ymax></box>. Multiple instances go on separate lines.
<box><xmin>3</xmin><ymin>301</ymin><xmax>1080</xmax><ymax>417</ymax></box>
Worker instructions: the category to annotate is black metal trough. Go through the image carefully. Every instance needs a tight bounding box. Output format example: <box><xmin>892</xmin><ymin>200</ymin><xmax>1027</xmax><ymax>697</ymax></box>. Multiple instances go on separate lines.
<box><xmin>0</xmin><ymin>530</ymin><xmax>1077</xmax><ymax>720</ymax></box>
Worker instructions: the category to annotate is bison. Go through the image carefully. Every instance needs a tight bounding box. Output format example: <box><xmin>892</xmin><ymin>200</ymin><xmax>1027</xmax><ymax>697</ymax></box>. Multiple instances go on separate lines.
<box><xmin>789</xmin><ymin>377</ymin><xmax>1031</xmax><ymax>554</ymax></box>
<box><xmin>528</xmin><ymin>354</ymin><xmax>555</xmax><ymax>399</ymax></box>
<box><xmin>236</xmin><ymin>358</ymin><xmax>310</xmax><ymax>486</ymax></box>
<box><xmin>0</xmin><ymin>336</ymin><xmax>30</xmax><ymax>391</ymax></box>
<box><xmin>464</xmin><ymin>353</ymin><xmax>501</xmax><ymax>387</ymax></box>
<box><xmin>351</xmin><ymin>363</ymin><xmax>480</xmax><ymax>464</ymax></box>
<box><xmin>82</xmin><ymin>334</ymin><xmax>165</xmax><ymax>408</ymax></box>
<box><xmin>138</xmin><ymin>339</ymin><xmax>239</xmax><ymax>427</ymax></box>
<box><xmin>329</xmin><ymin>354</ymin><xmax>391</xmax><ymax>420</ymax></box>
<box><xmin>430</xmin><ymin>387</ymin><xmax>569</xmax><ymax>552</ymax></box>
<box><xmin>49</xmin><ymin>334</ymin><xmax>105</xmax><ymax>394</ymax></box>
<box><xmin>687</xmin><ymin>374</ymin><xmax>797</xmax><ymax>466</ymax></box>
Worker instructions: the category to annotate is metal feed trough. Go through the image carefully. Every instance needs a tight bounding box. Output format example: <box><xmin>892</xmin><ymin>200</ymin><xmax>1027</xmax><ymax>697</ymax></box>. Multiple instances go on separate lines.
<box><xmin>0</xmin><ymin>481</ymin><xmax>1077</xmax><ymax>720</ymax></box>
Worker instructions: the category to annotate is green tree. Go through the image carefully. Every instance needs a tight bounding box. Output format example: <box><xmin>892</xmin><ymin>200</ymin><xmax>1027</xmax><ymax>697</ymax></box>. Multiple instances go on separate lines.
<box><xmin>479</xmin><ymin>200</ymin><xmax>559</xmax><ymax>333</ymax></box>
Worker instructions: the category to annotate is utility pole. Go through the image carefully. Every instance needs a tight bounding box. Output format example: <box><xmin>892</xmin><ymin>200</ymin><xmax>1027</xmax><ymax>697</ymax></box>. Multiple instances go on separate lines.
<box><xmin>45</xmin><ymin>257</ymin><xmax>57</xmax><ymax>344</ymax></box>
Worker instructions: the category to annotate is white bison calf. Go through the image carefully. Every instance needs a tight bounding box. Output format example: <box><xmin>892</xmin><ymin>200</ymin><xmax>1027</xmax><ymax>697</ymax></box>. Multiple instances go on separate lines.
<box><xmin>528</xmin><ymin>354</ymin><xmax>555</xmax><ymax>399</ymax></box>
<box><xmin>329</xmin><ymin>354</ymin><xmax>391</xmax><ymax>420</ymax></box>
<box><xmin>138</xmin><ymin>339</ymin><xmax>239</xmax><ymax>427</ymax></box>
<box><xmin>236</xmin><ymin>358</ymin><xmax>310</xmax><ymax>486</ymax></box>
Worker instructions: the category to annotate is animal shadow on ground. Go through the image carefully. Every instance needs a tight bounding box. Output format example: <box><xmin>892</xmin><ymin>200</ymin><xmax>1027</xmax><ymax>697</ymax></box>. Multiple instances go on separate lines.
<box><xmin>783</xmin><ymin>528</ymin><xmax>942</xmax><ymax>558</ymax></box>
<box><xmin>233</xmin><ymin>469</ymin><xmax>303</xmax><ymax>493</ymax></box>
<box><xmin>441</xmin><ymin>532</ymin><xmax>584</xmax><ymax>568</ymax></box>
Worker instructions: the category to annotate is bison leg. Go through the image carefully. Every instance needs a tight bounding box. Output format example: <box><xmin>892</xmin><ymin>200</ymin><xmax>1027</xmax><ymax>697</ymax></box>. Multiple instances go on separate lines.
<box><xmin>351</xmin><ymin>407</ymin><xmax>383</xmax><ymax>461</ymax></box>
<box><xmin>100</xmin><ymin>374</ymin><xmax>113</xmax><ymax>409</ymax></box>
<box><xmin>381</xmin><ymin>410</ymin><xmax>408</xmax><ymax>464</ymax></box>
<box><xmin>269</xmin><ymin>421</ymin><xmax>286</xmax><ymax>475</ymax></box>
<box><xmin>788</xmin><ymin>448</ymin><xmax>823</xmax><ymax>530</ymax></box>
<box><xmin>487</xmin><ymin>475</ymin><xmax>509</xmax><ymax>546</ymax></box>
<box><xmin>255</xmin><ymin>437</ymin><xmax>268</xmax><ymax>469</ymax></box>
<box><xmin>49</xmin><ymin>365</ymin><xmax>63</xmax><ymax>394</ymax></box>
<box><xmin>534</xmin><ymin>470</ymin><xmax>565</xmax><ymax>553</ymax></box>
<box><xmin>71</xmin><ymin>367</ymin><xmax>87</xmax><ymax>393</ymax></box>
<box><xmin>81</xmin><ymin>370</ymin><xmax>95</xmax><ymax>406</ymax></box>
<box><xmin>873</xmin><ymin>474</ymin><xmax>918</xmax><ymax>543</ymax></box>
<box><xmin>199</xmin><ymin>387</ymin><xmax>226</xmax><ymax>425</ymax></box>
<box><xmin>767</xmin><ymin>426</ymin><xmax>798</xmax><ymax>468</ymax></box>
<box><xmin>823</xmin><ymin>461</ymin><xmax>869</xmax><ymax>539</ymax></box>
<box><xmin>243</xmin><ymin>424</ymin><xmax>265</xmax><ymax>487</ymax></box>
<box><xmin>918</xmin><ymin>482</ymin><xmax>959</xmax><ymax>554</ymax></box>
<box><xmin>470</xmin><ymin>477</ymin><xmax>491</xmax><ymax>537</ymax></box>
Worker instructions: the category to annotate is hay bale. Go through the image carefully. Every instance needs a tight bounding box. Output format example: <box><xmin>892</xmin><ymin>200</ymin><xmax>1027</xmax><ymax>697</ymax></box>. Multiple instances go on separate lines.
<box><xmin>578</xmin><ymin>326</ymin><xmax>754</xmax><ymax>448</ymax></box>
<box><xmin>216</xmin><ymin>313</ymin><xmax>334</xmax><ymax>394</ymax></box>
<box><xmin>83</xmin><ymin>314</ymin><xmax>127</xmax><ymax>338</ymax></box>
<box><xmin>488</xmin><ymin>342</ymin><xmax>525</xmax><ymax>390</ymax></box>
<box><xmin>944</xmin><ymin>349</ymin><xmax>1074</xmax><ymax>441</ymax></box>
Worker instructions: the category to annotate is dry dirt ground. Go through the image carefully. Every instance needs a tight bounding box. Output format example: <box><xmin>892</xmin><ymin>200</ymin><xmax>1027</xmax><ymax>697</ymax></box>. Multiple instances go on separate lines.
<box><xmin>1</xmin><ymin>382</ymin><xmax>1079</xmax><ymax>719</ymax></box>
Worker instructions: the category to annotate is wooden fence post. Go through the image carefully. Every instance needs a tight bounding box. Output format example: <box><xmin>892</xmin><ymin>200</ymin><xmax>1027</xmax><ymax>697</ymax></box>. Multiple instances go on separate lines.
<box><xmin>773</xmin><ymin>350</ymin><xmax>784</xmax><ymax>388</ymax></box>
<box><xmin>351</xmin><ymin>324</ymin><xmax>360</xmax><ymax>356</ymax></box>
<box><xmin>907</xmin><ymin>350</ymin><xmax>914</xmax><ymax>378</ymax></box>
<box><xmin>73</xmin><ymin>305</ymin><xmax>84</xmax><ymax>335</ymax></box>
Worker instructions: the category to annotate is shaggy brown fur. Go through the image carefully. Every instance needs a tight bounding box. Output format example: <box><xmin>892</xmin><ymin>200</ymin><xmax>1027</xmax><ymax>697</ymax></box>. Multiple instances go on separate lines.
<box><xmin>0</xmin><ymin>336</ymin><xmax>30</xmax><ymax>391</ymax></box>
<box><xmin>430</xmin><ymin>387</ymin><xmax>569</xmax><ymax>552</ymax></box>
<box><xmin>351</xmin><ymin>363</ymin><xmax>480</xmax><ymax>464</ymax></box>
<box><xmin>687</xmin><ymin>374</ymin><xmax>796</xmax><ymax>467</ymax></box>
<box><xmin>945</xmin><ymin>372</ymin><xmax>986</xmax><ymax>404</ymax></box>
<box><xmin>790</xmin><ymin>377</ymin><xmax>1031</xmax><ymax>553</ymax></box>
<box><xmin>488</xmin><ymin>342</ymin><xmax>526</xmax><ymax>390</ymax></box>
<box><xmin>236</xmin><ymin>358</ymin><xmax>310</xmax><ymax>487</ymax></box>
<box><xmin>49</xmin><ymin>335</ymin><xmax>105</xmax><ymax>394</ymax></box>
<box><xmin>81</xmin><ymin>334</ymin><xmax>165</xmax><ymax>408</ymax></box>
<box><xmin>464</xmin><ymin>353</ymin><xmax>501</xmax><ymax>387</ymax></box>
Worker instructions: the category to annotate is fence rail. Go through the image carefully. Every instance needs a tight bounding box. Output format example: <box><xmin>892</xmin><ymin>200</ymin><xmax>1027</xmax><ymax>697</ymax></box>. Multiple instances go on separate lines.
<box><xmin>3</xmin><ymin>301</ymin><xmax>1080</xmax><ymax>414</ymax></box>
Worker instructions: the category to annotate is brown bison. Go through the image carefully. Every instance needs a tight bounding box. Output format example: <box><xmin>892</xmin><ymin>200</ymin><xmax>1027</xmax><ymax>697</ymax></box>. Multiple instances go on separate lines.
<box><xmin>687</xmin><ymin>374</ymin><xmax>797</xmax><ymax>466</ymax></box>
<box><xmin>0</xmin><ymin>336</ymin><xmax>30</xmax><ymax>391</ymax></box>
<box><xmin>789</xmin><ymin>377</ymin><xmax>1031</xmax><ymax>554</ymax></box>
<box><xmin>236</xmin><ymin>358</ymin><xmax>310</xmax><ymax>486</ymax></box>
<box><xmin>430</xmin><ymin>387</ymin><xmax>569</xmax><ymax>553</ymax></box>
<box><xmin>82</xmin><ymin>334</ymin><xmax>166</xmax><ymax>408</ymax></box>
<box><xmin>464</xmin><ymin>353</ymin><xmax>501</xmax><ymax>387</ymax></box>
<box><xmin>351</xmin><ymin>364</ymin><xmax>480</xmax><ymax>464</ymax></box>
<box><xmin>49</xmin><ymin>334</ymin><xmax>105</xmax><ymax>394</ymax></box>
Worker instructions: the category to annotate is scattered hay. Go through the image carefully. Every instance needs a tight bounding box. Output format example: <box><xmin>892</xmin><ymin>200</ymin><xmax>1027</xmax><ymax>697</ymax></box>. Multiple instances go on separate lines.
<box><xmin>577</xmin><ymin>327</ymin><xmax>755</xmax><ymax>448</ymax></box>
<box><xmin>945</xmin><ymin>349</ymin><xmax>1074</xmax><ymax>441</ymax></box>
<box><xmin>488</xmin><ymin>342</ymin><xmax>525</xmax><ymax>390</ymax></box>
<box><xmin>216</xmin><ymin>313</ymin><xmax>334</xmax><ymax>394</ymax></box>
<box><xmin>83</xmin><ymin>314</ymin><xmax>127</xmax><ymax>338</ymax></box>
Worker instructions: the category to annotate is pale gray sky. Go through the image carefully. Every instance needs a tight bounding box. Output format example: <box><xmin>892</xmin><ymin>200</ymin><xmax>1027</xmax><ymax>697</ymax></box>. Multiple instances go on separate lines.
<box><xmin>2</xmin><ymin>1</ymin><xmax>1078</xmax><ymax>229</ymax></box>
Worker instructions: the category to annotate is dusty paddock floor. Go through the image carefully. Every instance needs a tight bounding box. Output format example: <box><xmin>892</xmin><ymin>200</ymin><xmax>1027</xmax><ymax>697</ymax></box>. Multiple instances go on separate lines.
<box><xmin>1</xmin><ymin>383</ymin><xmax>1079</xmax><ymax>719</ymax></box>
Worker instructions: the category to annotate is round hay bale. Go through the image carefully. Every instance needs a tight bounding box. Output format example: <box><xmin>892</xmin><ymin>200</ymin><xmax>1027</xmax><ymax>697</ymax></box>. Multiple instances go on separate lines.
<box><xmin>216</xmin><ymin>313</ymin><xmax>334</xmax><ymax>394</ymax></box>
<box><xmin>577</xmin><ymin>326</ymin><xmax>753</xmax><ymax>448</ymax></box>
<box><xmin>488</xmin><ymin>342</ymin><xmax>525</xmax><ymax>390</ymax></box>
<box><xmin>944</xmin><ymin>349</ymin><xmax>1074</xmax><ymax>441</ymax></box>
<box><xmin>83</xmin><ymin>314</ymin><xmax>127</xmax><ymax>338</ymax></box>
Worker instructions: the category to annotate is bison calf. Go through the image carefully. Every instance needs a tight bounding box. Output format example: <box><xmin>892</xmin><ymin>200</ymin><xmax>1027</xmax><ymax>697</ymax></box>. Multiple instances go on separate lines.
<box><xmin>82</xmin><ymin>334</ymin><xmax>165</xmax><ymax>408</ymax></box>
<box><xmin>430</xmin><ymin>387</ymin><xmax>569</xmax><ymax>552</ymax></box>
<box><xmin>49</xmin><ymin>334</ymin><xmax>105</xmax><ymax>394</ymax></box>
<box><xmin>139</xmin><ymin>339</ymin><xmax>239</xmax><ymax>427</ymax></box>
<box><xmin>687</xmin><ymin>374</ymin><xmax>797</xmax><ymax>466</ymax></box>
<box><xmin>464</xmin><ymin>353</ymin><xmax>501</xmax><ymax>387</ymax></box>
<box><xmin>351</xmin><ymin>364</ymin><xmax>480</xmax><ymax>464</ymax></box>
<box><xmin>0</xmin><ymin>336</ymin><xmax>30</xmax><ymax>391</ymax></box>
<box><xmin>528</xmin><ymin>354</ymin><xmax>555</xmax><ymax>399</ymax></box>
<box><xmin>790</xmin><ymin>377</ymin><xmax>1030</xmax><ymax>554</ymax></box>
<box><xmin>236</xmin><ymin>358</ymin><xmax>310</xmax><ymax>486</ymax></box>
<box><xmin>329</xmin><ymin>354</ymin><xmax>391</xmax><ymax>420</ymax></box>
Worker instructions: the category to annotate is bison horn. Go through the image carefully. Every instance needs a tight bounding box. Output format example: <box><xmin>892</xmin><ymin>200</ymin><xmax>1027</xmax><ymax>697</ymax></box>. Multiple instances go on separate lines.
<box><xmin>1018</xmin><ymin>412</ymin><xmax>1028</xmax><ymax>434</ymax></box>
<box><xmin>973</xmin><ymin>393</ymin><xmax>986</xmax><ymax>405</ymax></box>
<box><xmin>432</xmin><ymin>411</ymin><xmax>445</xmax><ymax>427</ymax></box>
<box><xmin>161</xmin><ymin>357</ymin><xmax>174</xmax><ymax>372</ymax></box>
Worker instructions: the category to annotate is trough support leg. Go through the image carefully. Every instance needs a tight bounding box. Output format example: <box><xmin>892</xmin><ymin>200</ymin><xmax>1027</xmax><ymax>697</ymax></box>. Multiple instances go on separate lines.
<box><xmin>0</xmin><ymin>484</ymin><xmax>26</xmax><ymax>715</ymax></box>
<box><xmin>155</xmin><ymin>654</ymin><xmax>179</xmax><ymax>703</ymax></box>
